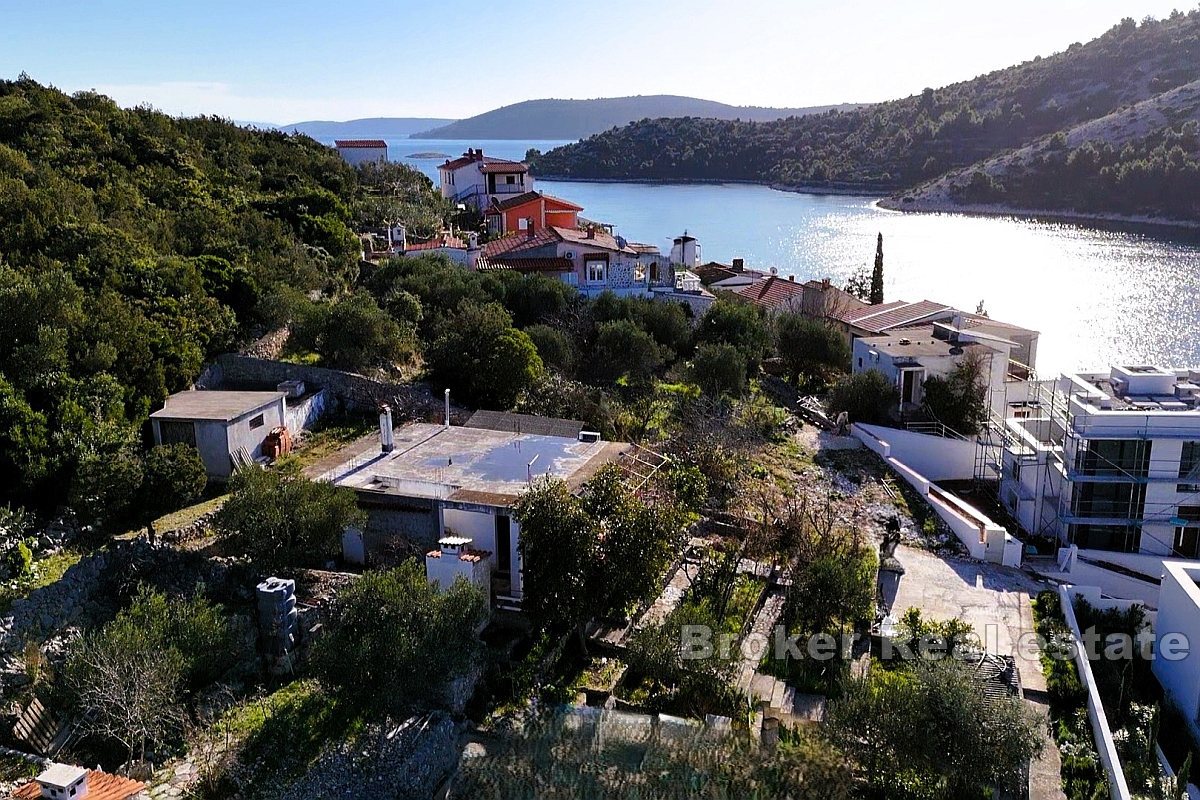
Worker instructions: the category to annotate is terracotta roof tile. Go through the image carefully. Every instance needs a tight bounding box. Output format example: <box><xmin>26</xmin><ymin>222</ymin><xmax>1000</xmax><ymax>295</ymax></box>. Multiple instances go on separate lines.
<box><xmin>481</xmin><ymin>229</ymin><xmax>561</xmax><ymax>258</ymax></box>
<box><xmin>733</xmin><ymin>276</ymin><xmax>806</xmax><ymax>309</ymax></box>
<box><xmin>14</xmin><ymin>770</ymin><xmax>145</xmax><ymax>800</ymax></box>
<box><xmin>335</xmin><ymin>139</ymin><xmax>387</xmax><ymax>148</ymax></box>
<box><xmin>477</xmin><ymin>257</ymin><xmax>574</xmax><ymax>273</ymax></box>
<box><xmin>843</xmin><ymin>299</ymin><xmax>953</xmax><ymax>333</ymax></box>
<box><xmin>479</xmin><ymin>160</ymin><xmax>528</xmax><ymax>173</ymax></box>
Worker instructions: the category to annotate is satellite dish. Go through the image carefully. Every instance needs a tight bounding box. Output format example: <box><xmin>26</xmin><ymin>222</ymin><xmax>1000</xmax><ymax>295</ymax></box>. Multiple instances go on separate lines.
<box><xmin>770</xmin><ymin>266</ymin><xmax>779</xmax><ymax>276</ymax></box>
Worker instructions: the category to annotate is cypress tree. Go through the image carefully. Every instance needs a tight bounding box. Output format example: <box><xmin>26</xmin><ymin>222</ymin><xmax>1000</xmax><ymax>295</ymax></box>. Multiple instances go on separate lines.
<box><xmin>870</xmin><ymin>233</ymin><xmax>885</xmax><ymax>305</ymax></box>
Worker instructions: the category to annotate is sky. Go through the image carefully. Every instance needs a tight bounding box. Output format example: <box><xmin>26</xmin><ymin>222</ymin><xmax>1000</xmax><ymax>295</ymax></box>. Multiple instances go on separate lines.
<box><xmin>1</xmin><ymin>0</ymin><xmax>1189</xmax><ymax>123</ymax></box>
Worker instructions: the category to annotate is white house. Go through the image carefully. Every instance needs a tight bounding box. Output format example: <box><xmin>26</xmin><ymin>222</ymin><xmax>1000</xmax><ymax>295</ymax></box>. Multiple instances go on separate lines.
<box><xmin>150</xmin><ymin>390</ymin><xmax>287</xmax><ymax>480</ymax></box>
<box><xmin>438</xmin><ymin>148</ymin><xmax>532</xmax><ymax>210</ymax></box>
<box><xmin>1153</xmin><ymin>560</ymin><xmax>1200</xmax><ymax>739</ymax></box>
<box><xmin>335</xmin><ymin>139</ymin><xmax>388</xmax><ymax>166</ymax></box>
<box><xmin>989</xmin><ymin>366</ymin><xmax>1200</xmax><ymax>557</ymax></box>
<box><xmin>317</xmin><ymin>411</ymin><xmax>651</xmax><ymax>608</ymax></box>
<box><xmin>852</xmin><ymin>319</ymin><xmax>1017</xmax><ymax>418</ymax></box>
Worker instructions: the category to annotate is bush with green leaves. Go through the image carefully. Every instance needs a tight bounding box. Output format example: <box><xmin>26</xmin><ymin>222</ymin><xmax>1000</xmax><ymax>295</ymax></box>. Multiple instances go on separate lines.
<box><xmin>694</xmin><ymin>299</ymin><xmax>770</xmax><ymax>369</ymax></box>
<box><xmin>311</xmin><ymin>562</ymin><xmax>486</xmax><ymax>714</ymax></box>
<box><xmin>589</xmin><ymin>319</ymin><xmax>667</xmax><ymax>387</ymax></box>
<box><xmin>774</xmin><ymin>312</ymin><xmax>849</xmax><ymax>385</ymax></box>
<box><xmin>62</xmin><ymin>585</ymin><xmax>237</xmax><ymax>765</ymax></box>
<box><xmin>827</xmin><ymin>369</ymin><xmax>898</xmax><ymax>425</ymax></box>
<box><xmin>425</xmin><ymin>302</ymin><xmax>543</xmax><ymax>409</ymax></box>
<box><xmin>690</xmin><ymin>342</ymin><xmax>747</xmax><ymax>397</ymax></box>
<box><xmin>213</xmin><ymin>462</ymin><xmax>365</xmax><ymax>570</ymax></box>
<box><xmin>140</xmin><ymin>443</ymin><xmax>207</xmax><ymax>519</ymax></box>
<box><xmin>524</xmin><ymin>324</ymin><xmax>577</xmax><ymax>375</ymax></box>
<box><xmin>299</xmin><ymin>290</ymin><xmax>414</xmax><ymax>372</ymax></box>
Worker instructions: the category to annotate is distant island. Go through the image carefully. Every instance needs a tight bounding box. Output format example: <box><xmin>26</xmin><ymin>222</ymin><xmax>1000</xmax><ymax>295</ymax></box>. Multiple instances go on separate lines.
<box><xmin>277</xmin><ymin>117</ymin><xmax>457</xmax><ymax>138</ymax></box>
<box><xmin>530</xmin><ymin>13</ymin><xmax>1200</xmax><ymax>226</ymax></box>
<box><xmin>410</xmin><ymin>95</ymin><xmax>863</xmax><ymax>140</ymax></box>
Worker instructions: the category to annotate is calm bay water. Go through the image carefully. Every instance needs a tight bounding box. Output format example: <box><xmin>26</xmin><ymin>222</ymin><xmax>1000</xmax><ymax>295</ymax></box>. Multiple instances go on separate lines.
<box><xmin>377</xmin><ymin>137</ymin><xmax>1200</xmax><ymax>376</ymax></box>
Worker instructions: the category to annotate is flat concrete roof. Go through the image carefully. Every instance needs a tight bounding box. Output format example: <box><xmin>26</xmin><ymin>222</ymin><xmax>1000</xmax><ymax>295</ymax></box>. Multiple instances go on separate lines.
<box><xmin>150</xmin><ymin>390</ymin><xmax>285</xmax><ymax>422</ymax></box>
<box><xmin>328</xmin><ymin>423</ymin><xmax>629</xmax><ymax>505</ymax></box>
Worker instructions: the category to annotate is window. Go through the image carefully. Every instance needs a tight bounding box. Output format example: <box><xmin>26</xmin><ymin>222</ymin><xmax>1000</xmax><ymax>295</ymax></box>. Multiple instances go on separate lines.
<box><xmin>158</xmin><ymin>420</ymin><xmax>197</xmax><ymax>447</ymax></box>
<box><xmin>505</xmin><ymin>174</ymin><xmax>516</xmax><ymax>185</ymax></box>
<box><xmin>1070</xmin><ymin>523</ymin><xmax>1140</xmax><ymax>553</ymax></box>
<box><xmin>1075</xmin><ymin>439</ymin><xmax>1150</xmax><ymax>478</ymax></box>
<box><xmin>1180</xmin><ymin>441</ymin><xmax>1200</xmax><ymax>481</ymax></box>
<box><xmin>249</xmin><ymin>414</ymin><xmax>265</xmax><ymax>430</ymax></box>
<box><xmin>586</xmin><ymin>258</ymin><xmax>607</xmax><ymax>285</ymax></box>
<box><xmin>1174</xmin><ymin>506</ymin><xmax>1200</xmax><ymax>558</ymax></box>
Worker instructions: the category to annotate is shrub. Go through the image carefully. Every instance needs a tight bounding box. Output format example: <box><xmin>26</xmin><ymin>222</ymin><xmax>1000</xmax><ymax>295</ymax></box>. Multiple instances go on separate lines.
<box><xmin>426</xmin><ymin>302</ymin><xmax>543</xmax><ymax>408</ymax></box>
<box><xmin>525</xmin><ymin>324</ymin><xmax>577</xmax><ymax>375</ymax></box>
<box><xmin>311</xmin><ymin>563</ymin><xmax>486</xmax><ymax>713</ymax></box>
<box><xmin>140</xmin><ymin>443</ymin><xmax>207</xmax><ymax>519</ymax></box>
<box><xmin>213</xmin><ymin>462</ymin><xmax>365</xmax><ymax>569</ymax></box>
<box><xmin>690</xmin><ymin>342</ymin><xmax>747</xmax><ymax>397</ymax></box>
<box><xmin>695</xmin><ymin>299</ymin><xmax>769</xmax><ymax>368</ymax></box>
<box><xmin>590</xmin><ymin>319</ymin><xmax>666</xmax><ymax>387</ymax></box>
<box><xmin>827</xmin><ymin>369</ymin><xmax>897</xmax><ymax>425</ymax></box>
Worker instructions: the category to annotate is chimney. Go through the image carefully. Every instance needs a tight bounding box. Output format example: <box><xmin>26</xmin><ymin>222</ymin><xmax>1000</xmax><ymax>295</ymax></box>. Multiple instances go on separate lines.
<box><xmin>379</xmin><ymin>404</ymin><xmax>394</xmax><ymax>453</ymax></box>
<box><xmin>788</xmin><ymin>275</ymin><xmax>795</xmax><ymax>282</ymax></box>
<box><xmin>586</xmin><ymin>227</ymin><xmax>595</xmax><ymax>239</ymax></box>
<box><xmin>34</xmin><ymin>765</ymin><xmax>88</xmax><ymax>800</ymax></box>
<box><xmin>444</xmin><ymin>388</ymin><xmax>451</xmax><ymax>429</ymax></box>
<box><xmin>732</xmin><ymin>258</ymin><xmax>744</xmax><ymax>273</ymax></box>
<box><xmin>475</xmin><ymin>148</ymin><xmax>483</xmax><ymax>161</ymax></box>
<box><xmin>822</xmin><ymin>277</ymin><xmax>830</xmax><ymax>288</ymax></box>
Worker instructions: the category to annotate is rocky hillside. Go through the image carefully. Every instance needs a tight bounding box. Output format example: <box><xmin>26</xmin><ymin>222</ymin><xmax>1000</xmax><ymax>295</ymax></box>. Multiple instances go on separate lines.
<box><xmin>530</xmin><ymin>12</ymin><xmax>1200</xmax><ymax>221</ymax></box>
<box><xmin>885</xmin><ymin>79</ymin><xmax>1200</xmax><ymax>223</ymax></box>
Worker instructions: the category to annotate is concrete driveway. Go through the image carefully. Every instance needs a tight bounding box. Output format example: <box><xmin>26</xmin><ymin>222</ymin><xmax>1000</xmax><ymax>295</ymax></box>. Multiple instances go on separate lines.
<box><xmin>889</xmin><ymin>544</ymin><xmax>1066</xmax><ymax>800</ymax></box>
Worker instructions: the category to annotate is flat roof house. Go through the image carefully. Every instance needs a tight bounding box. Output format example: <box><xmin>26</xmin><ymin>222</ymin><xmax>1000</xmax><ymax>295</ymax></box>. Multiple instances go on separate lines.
<box><xmin>150</xmin><ymin>390</ymin><xmax>287</xmax><ymax>480</ymax></box>
<box><xmin>315</xmin><ymin>411</ymin><xmax>652</xmax><ymax>608</ymax></box>
<box><xmin>987</xmin><ymin>366</ymin><xmax>1200</xmax><ymax>557</ymax></box>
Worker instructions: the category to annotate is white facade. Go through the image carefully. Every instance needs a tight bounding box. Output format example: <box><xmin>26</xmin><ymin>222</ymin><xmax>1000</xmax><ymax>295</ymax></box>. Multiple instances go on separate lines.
<box><xmin>150</xmin><ymin>391</ymin><xmax>287</xmax><ymax>480</ymax></box>
<box><xmin>335</xmin><ymin>141</ymin><xmax>388</xmax><ymax>166</ymax></box>
<box><xmin>992</xmin><ymin>366</ymin><xmax>1200</xmax><ymax>556</ymax></box>
<box><xmin>438</xmin><ymin>148</ymin><xmax>532</xmax><ymax>209</ymax></box>
<box><xmin>852</xmin><ymin>321</ymin><xmax>1015</xmax><ymax>418</ymax></box>
<box><xmin>1153</xmin><ymin>561</ymin><xmax>1200</xmax><ymax>741</ymax></box>
<box><xmin>669</xmin><ymin>233</ymin><xmax>701</xmax><ymax>268</ymax></box>
<box><xmin>425</xmin><ymin>536</ymin><xmax>493</xmax><ymax>599</ymax></box>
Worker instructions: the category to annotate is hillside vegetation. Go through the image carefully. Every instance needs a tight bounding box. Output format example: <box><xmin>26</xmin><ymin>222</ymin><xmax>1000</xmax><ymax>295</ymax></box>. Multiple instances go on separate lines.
<box><xmin>0</xmin><ymin>76</ymin><xmax>444</xmax><ymax>512</ymax></box>
<box><xmin>531</xmin><ymin>13</ymin><xmax>1200</xmax><ymax>221</ymax></box>
<box><xmin>412</xmin><ymin>95</ymin><xmax>861</xmax><ymax>140</ymax></box>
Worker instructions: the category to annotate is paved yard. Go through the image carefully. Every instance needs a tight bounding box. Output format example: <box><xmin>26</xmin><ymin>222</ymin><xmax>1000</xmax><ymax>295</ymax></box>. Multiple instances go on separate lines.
<box><xmin>891</xmin><ymin>544</ymin><xmax>1066</xmax><ymax>800</ymax></box>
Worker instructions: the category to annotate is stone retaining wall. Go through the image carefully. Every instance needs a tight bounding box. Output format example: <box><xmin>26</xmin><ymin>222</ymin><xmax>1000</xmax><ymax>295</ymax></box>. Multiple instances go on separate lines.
<box><xmin>201</xmin><ymin>354</ymin><xmax>443</xmax><ymax>420</ymax></box>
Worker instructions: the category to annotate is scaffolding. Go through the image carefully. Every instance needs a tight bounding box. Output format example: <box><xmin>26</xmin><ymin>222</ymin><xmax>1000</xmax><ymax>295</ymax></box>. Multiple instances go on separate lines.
<box><xmin>975</xmin><ymin>373</ymin><xmax>1200</xmax><ymax>555</ymax></box>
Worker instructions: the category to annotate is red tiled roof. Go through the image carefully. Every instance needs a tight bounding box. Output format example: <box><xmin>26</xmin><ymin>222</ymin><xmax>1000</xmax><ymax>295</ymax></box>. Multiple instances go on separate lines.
<box><xmin>335</xmin><ymin>139</ymin><xmax>387</xmax><ymax>148</ymax></box>
<box><xmin>478</xmin><ymin>257</ymin><xmax>575</xmax><ymax>273</ymax></box>
<box><xmin>541</xmin><ymin>194</ymin><xmax>583</xmax><ymax>211</ymax></box>
<box><xmin>843</xmin><ymin>299</ymin><xmax>953</xmax><ymax>333</ymax></box>
<box><xmin>482</xmin><ymin>229</ymin><xmax>561</xmax><ymax>258</ymax></box>
<box><xmin>490</xmin><ymin>191</ymin><xmax>543</xmax><ymax>211</ymax></box>
<box><xmin>15</xmin><ymin>770</ymin><xmax>145</xmax><ymax>800</ymax></box>
<box><xmin>733</xmin><ymin>276</ymin><xmax>806</xmax><ymax>309</ymax></box>
<box><xmin>479</xmin><ymin>160</ymin><xmax>528</xmax><ymax>174</ymax></box>
<box><xmin>552</xmin><ymin>225</ymin><xmax>633</xmax><ymax>254</ymax></box>
<box><xmin>406</xmin><ymin>233</ymin><xmax>465</xmax><ymax>251</ymax></box>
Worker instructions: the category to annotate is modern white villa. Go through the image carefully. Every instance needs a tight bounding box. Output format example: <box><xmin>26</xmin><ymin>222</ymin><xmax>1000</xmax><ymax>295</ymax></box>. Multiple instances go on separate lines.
<box><xmin>982</xmin><ymin>365</ymin><xmax>1200</xmax><ymax>557</ymax></box>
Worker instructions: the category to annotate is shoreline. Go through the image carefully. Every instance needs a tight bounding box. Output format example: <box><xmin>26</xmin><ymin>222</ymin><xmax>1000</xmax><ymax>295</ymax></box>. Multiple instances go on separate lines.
<box><xmin>538</xmin><ymin>173</ymin><xmax>1200</xmax><ymax>235</ymax></box>
<box><xmin>535</xmin><ymin>173</ymin><xmax>886</xmax><ymax>197</ymax></box>
<box><xmin>876</xmin><ymin>196</ymin><xmax>1200</xmax><ymax>234</ymax></box>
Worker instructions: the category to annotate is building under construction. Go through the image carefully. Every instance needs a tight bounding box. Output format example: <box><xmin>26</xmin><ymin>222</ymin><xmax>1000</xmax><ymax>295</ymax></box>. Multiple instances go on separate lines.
<box><xmin>976</xmin><ymin>365</ymin><xmax>1200</xmax><ymax>557</ymax></box>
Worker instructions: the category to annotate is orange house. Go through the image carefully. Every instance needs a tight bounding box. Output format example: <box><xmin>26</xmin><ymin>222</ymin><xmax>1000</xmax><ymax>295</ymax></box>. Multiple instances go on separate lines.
<box><xmin>487</xmin><ymin>191</ymin><xmax>583</xmax><ymax>235</ymax></box>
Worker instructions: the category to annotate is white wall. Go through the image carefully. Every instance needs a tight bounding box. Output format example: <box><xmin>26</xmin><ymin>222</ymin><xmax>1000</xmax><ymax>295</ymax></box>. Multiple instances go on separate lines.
<box><xmin>338</xmin><ymin>146</ymin><xmax>387</xmax><ymax>166</ymax></box>
<box><xmin>442</xmin><ymin>507</ymin><xmax>496</xmax><ymax>554</ymax></box>
<box><xmin>225</xmin><ymin>398</ymin><xmax>286</xmax><ymax>471</ymax></box>
<box><xmin>855</xmin><ymin>424</ymin><xmax>977</xmax><ymax>481</ymax></box>
<box><xmin>1155</xmin><ymin>562</ymin><xmax>1200</xmax><ymax>744</ymax></box>
<box><xmin>854</xmin><ymin>423</ymin><xmax>1022</xmax><ymax>567</ymax></box>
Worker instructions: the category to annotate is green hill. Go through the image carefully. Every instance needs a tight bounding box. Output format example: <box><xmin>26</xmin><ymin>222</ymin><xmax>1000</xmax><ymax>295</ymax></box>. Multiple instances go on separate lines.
<box><xmin>530</xmin><ymin>12</ymin><xmax>1200</xmax><ymax>221</ymax></box>
<box><xmin>0</xmin><ymin>77</ymin><xmax>444</xmax><ymax>511</ymax></box>
<box><xmin>411</xmin><ymin>95</ymin><xmax>860</xmax><ymax>140</ymax></box>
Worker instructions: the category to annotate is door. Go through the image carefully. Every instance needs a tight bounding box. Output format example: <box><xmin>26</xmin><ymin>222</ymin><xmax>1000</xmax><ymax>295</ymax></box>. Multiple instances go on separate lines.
<box><xmin>901</xmin><ymin>370</ymin><xmax>921</xmax><ymax>405</ymax></box>
<box><xmin>495</xmin><ymin>515</ymin><xmax>511</xmax><ymax>576</ymax></box>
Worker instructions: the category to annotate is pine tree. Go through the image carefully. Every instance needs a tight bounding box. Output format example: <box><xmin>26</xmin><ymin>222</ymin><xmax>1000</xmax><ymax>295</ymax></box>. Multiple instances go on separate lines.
<box><xmin>870</xmin><ymin>233</ymin><xmax>885</xmax><ymax>305</ymax></box>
